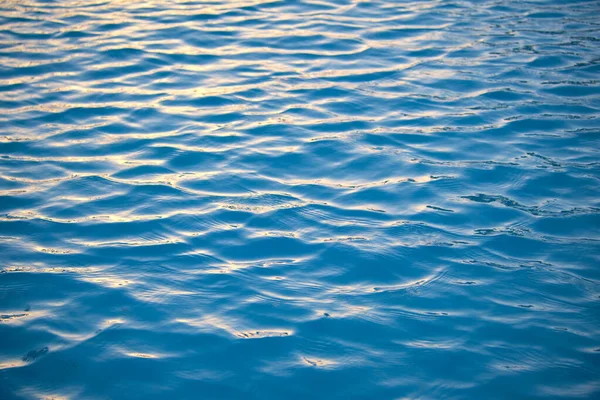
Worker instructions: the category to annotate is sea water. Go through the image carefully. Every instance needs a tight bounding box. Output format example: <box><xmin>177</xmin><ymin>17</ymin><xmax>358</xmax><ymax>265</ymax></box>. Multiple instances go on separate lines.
<box><xmin>1</xmin><ymin>0</ymin><xmax>599</xmax><ymax>398</ymax></box>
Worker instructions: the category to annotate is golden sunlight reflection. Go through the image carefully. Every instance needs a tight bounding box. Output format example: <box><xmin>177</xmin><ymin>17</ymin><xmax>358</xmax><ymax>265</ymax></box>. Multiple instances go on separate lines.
<box><xmin>174</xmin><ymin>316</ymin><xmax>293</xmax><ymax>339</ymax></box>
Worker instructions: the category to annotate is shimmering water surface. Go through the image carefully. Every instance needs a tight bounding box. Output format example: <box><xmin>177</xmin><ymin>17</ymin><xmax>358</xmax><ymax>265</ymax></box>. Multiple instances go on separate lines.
<box><xmin>1</xmin><ymin>0</ymin><xmax>600</xmax><ymax>398</ymax></box>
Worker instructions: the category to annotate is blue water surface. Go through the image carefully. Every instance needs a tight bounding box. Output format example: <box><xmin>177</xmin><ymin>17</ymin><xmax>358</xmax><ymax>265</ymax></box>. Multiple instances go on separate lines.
<box><xmin>1</xmin><ymin>0</ymin><xmax>600</xmax><ymax>398</ymax></box>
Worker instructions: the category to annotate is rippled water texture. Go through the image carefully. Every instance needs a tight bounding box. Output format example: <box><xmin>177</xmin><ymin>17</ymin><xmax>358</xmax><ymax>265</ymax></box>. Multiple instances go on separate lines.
<box><xmin>1</xmin><ymin>0</ymin><xmax>600</xmax><ymax>398</ymax></box>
